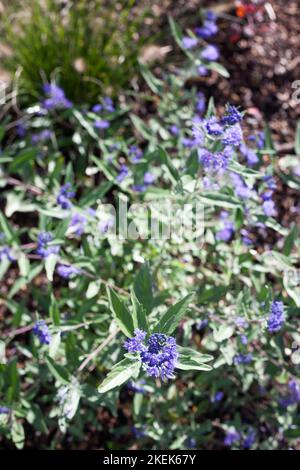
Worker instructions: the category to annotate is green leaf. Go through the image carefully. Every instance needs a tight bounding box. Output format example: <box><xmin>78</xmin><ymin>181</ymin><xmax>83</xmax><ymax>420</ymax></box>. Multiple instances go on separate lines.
<box><xmin>9</xmin><ymin>148</ymin><xmax>38</xmax><ymax>172</ymax></box>
<box><xmin>0</xmin><ymin>211</ymin><xmax>16</xmax><ymax>241</ymax></box>
<box><xmin>11</xmin><ymin>420</ymin><xmax>25</xmax><ymax>449</ymax></box>
<box><xmin>50</xmin><ymin>294</ymin><xmax>60</xmax><ymax>326</ymax></box>
<box><xmin>139</xmin><ymin>62</ymin><xmax>164</xmax><ymax>95</ymax></box>
<box><xmin>107</xmin><ymin>287</ymin><xmax>134</xmax><ymax>337</ymax></box>
<box><xmin>5</xmin><ymin>358</ymin><xmax>20</xmax><ymax>403</ymax></box>
<box><xmin>131</xmin><ymin>289</ymin><xmax>149</xmax><ymax>332</ymax></box>
<box><xmin>205</xmin><ymin>97</ymin><xmax>216</xmax><ymax>118</ymax></box>
<box><xmin>213</xmin><ymin>325</ymin><xmax>235</xmax><ymax>342</ymax></box>
<box><xmin>18</xmin><ymin>252</ymin><xmax>30</xmax><ymax>277</ymax></box>
<box><xmin>283</xmin><ymin>224</ymin><xmax>297</xmax><ymax>256</ymax></box>
<box><xmin>168</xmin><ymin>16</ymin><xmax>183</xmax><ymax>48</ymax></box>
<box><xmin>178</xmin><ymin>346</ymin><xmax>214</xmax><ymax>363</ymax></box>
<box><xmin>176</xmin><ymin>357</ymin><xmax>212</xmax><ymax>371</ymax></box>
<box><xmin>98</xmin><ymin>358</ymin><xmax>140</xmax><ymax>394</ymax></box>
<box><xmin>154</xmin><ymin>293</ymin><xmax>194</xmax><ymax>335</ymax></box>
<box><xmin>228</xmin><ymin>161</ymin><xmax>261</xmax><ymax>178</ymax></box>
<box><xmin>45</xmin><ymin>254</ymin><xmax>58</xmax><ymax>282</ymax></box>
<box><xmin>130</xmin><ymin>114</ymin><xmax>153</xmax><ymax>140</ymax></box>
<box><xmin>133</xmin><ymin>262</ymin><xmax>153</xmax><ymax>313</ymax></box>
<box><xmin>45</xmin><ymin>356</ymin><xmax>70</xmax><ymax>385</ymax></box>
<box><xmin>49</xmin><ymin>332</ymin><xmax>61</xmax><ymax>359</ymax></box>
<box><xmin>206</xmin><ymin>61</ymin><xmax>229</xmax><ymax>78</ymax></box>
<box><xmin>72</xmin><ymin>110</ymin><xmax>98</xmax><ymax>139</ymax></box>
<box><xmin>198</xmin><ymin>191</ymin><xmax>242</xmax><ymax>209</ymax></box>
<box><xmin>158</xmin><ymin>146</ymin><xmax>183</xmax><ymax>189</ymax></box>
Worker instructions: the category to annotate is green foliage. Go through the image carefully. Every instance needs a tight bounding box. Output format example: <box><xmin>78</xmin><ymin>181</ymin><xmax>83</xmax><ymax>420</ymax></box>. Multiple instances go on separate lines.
<box><xmin>2</xmin><ymin>0</ymin><xmax>149</xmax><ymax>103</ymax></box>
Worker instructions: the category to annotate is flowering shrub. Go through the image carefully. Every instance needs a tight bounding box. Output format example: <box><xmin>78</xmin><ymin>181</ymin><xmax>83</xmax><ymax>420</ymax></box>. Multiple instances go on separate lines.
<box><xmin>0</xmin><ymin>10</ymin><xmax>300</xmax><ymax>450</ymax></box>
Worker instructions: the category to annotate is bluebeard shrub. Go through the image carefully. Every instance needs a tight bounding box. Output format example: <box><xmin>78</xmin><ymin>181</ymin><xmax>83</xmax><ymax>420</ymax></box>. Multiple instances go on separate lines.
<box><xmin>0</xmin><ymin>13</ymin><xmax>299</xmax><ymax>451</ymax></box>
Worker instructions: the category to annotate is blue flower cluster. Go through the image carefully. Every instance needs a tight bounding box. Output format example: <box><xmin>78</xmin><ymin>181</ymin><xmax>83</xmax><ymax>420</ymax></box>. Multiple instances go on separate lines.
<box><xmin>57</xmin><ymin>264</ymin><xmax>80</xmax><ymax>279</ymax></box>
<box><xmin>31</xmin><ymin>129</ymin><xmax>52</xmax><ymax>144</ymax></box>
<box><xmin>0</xmin><ymin>245</ymin><xmax>15</xmax><ymax>262</ymax></box>
<box><xmin>280</xmin><ymin>380</ymin><xmax>300</xmax><ymax>407</ymax></box>
<box><xmin>195</xmin><ymin>10</ymin><xmax>218</xmax><ymax>39</ymax></box>
<box><xmin>124</xmin><ymin>329</ymin><xmax>178</xmax><ymax>380</ymax></box>
<box><xmin>33</xmin><ymin>320</ymin><xmax>52</xmax><ymax>345</ymax></box>
<box><xmin>267</xmin><ymin>300</ymin><xmax>284</xmax><ymax>333</ymax></box>
<box><xmin>224</xmin><ymin>427</ymin><xmax>256</xmax><ymax>449</ymax></box>
<box><xmin>36</xmin><ymin>232</ymin><xmax>60</xmax><ymax>258</ymax></box>
<box><xmin>211</xmin><ymin>391</ymin><xmax>224</xmax><ymax>403</ymax></box>
<box><xmin>233</xmin><ymin>353</ymin><xmax>253</xmax><ymax>365</ymax></box>
<box><xmin>193</xmin><ymin>105</ymin><xmax>243</xmax><ymax>172</ymax></box>
<box><xmin>92</xmin><ymin>97</ymin><xmax>115</xmax><ymax>130</ymax></box>
<box><xmin>56</xmin><ymin>183</ymin><xmax>75</xmax><ymax>209</ymax></box>
<box><xmin>216</xmin><ymin>211</ymin><xmax>235</xmax><ymax>242</ymax></box>
<box><xmin>42</xmin><ymin>84</ymin><xmax>72</xmax><ymax>110</ymax></box>
<box><xmin>0</xmin><ymin>406</ymin><xmax>10</xmax><ymax>414</ymax></box>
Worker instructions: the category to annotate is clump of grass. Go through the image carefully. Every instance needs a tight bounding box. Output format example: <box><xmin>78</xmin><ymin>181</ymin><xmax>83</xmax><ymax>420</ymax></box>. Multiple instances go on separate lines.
<box><xmin>2</xmin><ymin>0</ymin><xmax>150</xmax><ymax>103</ymax></box>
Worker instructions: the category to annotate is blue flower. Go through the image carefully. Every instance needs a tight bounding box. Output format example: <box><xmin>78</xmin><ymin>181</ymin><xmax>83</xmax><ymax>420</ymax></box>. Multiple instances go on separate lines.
<box><xmin>127</xmin><ymin>379</ymin><xmax>146</xmax><ymax>394</ymax></box>
<box><xmin>198</xmin><ymin>147</ymin><xmax>231</xmax><ymax>171</ymax></box>
<box><xmin>0</xmin><ymin>245</ymin><xmax>15</xmax><ymax>262</ymax></box>
<box><xmin>182</xmin><ymin>36</ymin><xmax>198</xmax><ymax>49</ymax></box>
<box><xmin>124</xmin><ymin>329</ymin><xmax>147</xmax><ymax>354</ymax></box>
<box><xmin>204</xmin><ymin>117</ymin><xmax>223</xmax><ymax>136</ymax></box>
<box><xmin>124</xmin><ymin>330</ymin><xmax>178</xmax><ymax>380</ymax></box>
<box><xmin>192</xmin><ymin>122</ymin><xmax>205</xmax><ymax>145</ymax></box>
<box><xmin>182</xmin><ymin>137</ymin><xmax>196</xmax><ymax>148</ymax></box>
<box><xmin>143</xmin><ymin>172</ymin><xmax>155</xmax><ymax>185</ymax></box>
<box><xmin>185</xmin><ymin>437</ymin><xmax>196</xmax><ymax>449</ymax></box>
<box><xmin>116</xmin><ymin>164</ymin><xmax>129</xmax><ymax>183</ymax></box>
<box><xmin>230</xmin><ymin>173</ymin><xmax>252</xmax><ymax>199</ymax></box>
<box><xmin>267</xmin><ymin>300</ymin><xmax>284</xmax><ymax>333</ymax></box>
<box><xmin>263</xmin><ymin>175</ymin><xmax>276</xmax><ymax>190</ymax></box>
<box><xmin>221</xmin><ymin>105</ymin><xmax>243</xmax><ymax>125</ymax></box>
<box><xmin>69</xmin><ymin>213</ymin><xmax>87</xmax><ymax>236</ymax></box>
<box><xmin>233</xmin><ymin>353</ymin><xmax>253</xmax><ymax>365</ymax></box>
<box><xmin>224</xmin><ymin>429</ymin><xmax>240</xmax><ymax>446</ymax></box>
<box><xmin>212</xmin><ymin>391</ymin><xmax>224</xmax><ymax>403</ymax></box>
<box><xmin>239</xmin><ymin>334</ymin><xmax>248</xmax><ymax>345</ymax></box>
<box><xmin>57</xmin><ymin>264</ymin><xmax>80</xmax><ymax>279</ymax></box>
<box><xmin>197</xmin><ymin>65</ymin><xmax>208</xmax><ymax>76</ymax></box>
<box><xmin>129</xmin><ymin>145</ymin><xmax>143</xmax><ymax>163</ymax></box>
<box><xmin>94</xmin><ymin>119</ymin><xmax>110</xmax><ymax>129</ymax></box>
<box><xmin>169</xmin><ymin>125</ymin><xmax>180</xmax><ymax>136</ymax></box>
<box><xmin>195</xmin><ymin>92</ymin><xmax>206</xmax><ymax>114</ymax></box>
<box><xmin>131</xmin><ymin>426</ymin><xmax>147</xmax><ymax>438</ymax></box>
<box><xmin>103</xmin><ymin>97</ymin><xmax>115</xmax><ymax>113</ymax></box>
<box><xmin>205</xmin><ymin>10</ymin><xmax>217</xmax><ymax>22</ymax></box>
<box><xmin>31</xmin><ymin>129</ymin><xmax>52</xmax><ymax>144</ymax></box>
<box><xmin>243</xmin><ymin>428</ymin><xmax>256</xmax><ymax>449</ymax></box>
<box><xmin>36</xmin><ymin>232</ymin><xmax>60</xmax><ymax>258</ymax></box>
<box><xmin>42</xmin><ymin>84</ymin><xmax>72</xmax><ymax>110</ymax></box>
<box><xmin>33</xmin><ymin>320</ymin><xmax>51</xmax><ymax>345</ymax></box>
<box><xmin>240</xmin><ymin>228</ymin><xmax>252</xmax><ymax>246</ymax></box>
<box><xmin>195</xmin><ymin>21</ymin><xmax>218</xmax><ymax>39</ymax></box>
<box><xmin>279</xmin><ymin>380</ymin><xmax>300</xmax><ymax>407</ymax></box>
<box><xmin>200</xmin><ymin>45</ymin><xmax>219</xmax><ymax>61</ymax></box>
<box><xmin>0</xmin><ymin>406</ymin><xmax>10</xmax><ymax>414</ymax></box>
<box><xmin>222</xmin><ymin>124</ymin><xmax>243</xmax><ymax>147</ymax></box>
<box><xmin>240</xmin><ymin>143</ymin><xmax>259</xmax><ymax>166</ymax></box>
<box><xmin>92</xmin><ymin>104</ymin><xmax>103</xmax><ymax>113</ymax></box>
<box><xmin>216</xmin><ymin>211</ymin><xmax>235</xmax><ymax>242</ymax></box>
<box><xmin>262</xmin><ymin>199</ymin><xmax>275</xmax><ymax>217</ymax></box>
<box><xmin>56</xmin><ymin>183</ymin><xmax>75</xmax><ymax>209</ymax></box>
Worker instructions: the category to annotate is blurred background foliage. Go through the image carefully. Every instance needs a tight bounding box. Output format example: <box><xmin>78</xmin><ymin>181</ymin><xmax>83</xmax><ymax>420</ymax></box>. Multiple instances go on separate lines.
<box><xmin>0</xmin><ymin>0</ymin><xmax>151</xmax><ymax>103</ymax></box>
